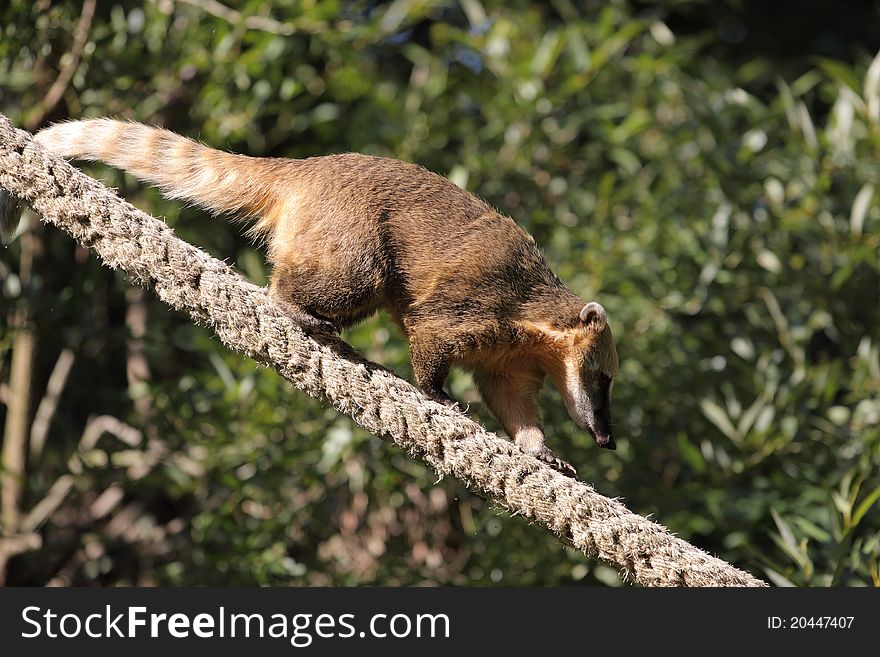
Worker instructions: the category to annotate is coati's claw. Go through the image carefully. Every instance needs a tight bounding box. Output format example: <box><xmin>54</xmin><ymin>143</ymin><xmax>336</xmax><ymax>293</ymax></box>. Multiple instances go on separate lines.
<box><xmin>267</xmin><ymin>295</ymin><xmax>340</xmax><ymax>336</ymax></box>
<box><xmin>295</xmin><ymin>313</ymin><xmax>340</xmax><ymax>336</ymax></box>
<box><xmin>424</xmin><ymin>390</ymin><xmax>461</xmax><ymax>411</ymax></box>
<box><xmin>534</xmin><ymin>446</ymin><xmax>577</xmax><ymax>478</ymax></box>
<box><xmin>443</xmin><ymin>398</ymin><xmax>462</xmax><ymax>411</ymax></box>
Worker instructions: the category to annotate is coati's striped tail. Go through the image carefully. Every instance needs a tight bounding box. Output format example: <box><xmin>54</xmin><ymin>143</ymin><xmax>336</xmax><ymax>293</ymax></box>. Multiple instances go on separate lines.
<box><xmin>32</xmin><ymin>119</ymin><xmax>290</xmax><ymax>236</ymax></box>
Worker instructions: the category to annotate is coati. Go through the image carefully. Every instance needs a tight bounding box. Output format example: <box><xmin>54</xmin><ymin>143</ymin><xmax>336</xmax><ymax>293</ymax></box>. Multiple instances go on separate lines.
<box><xmin>0</xmin><ymin>119</ymin><xmax>619</xmax><ymax>477</ymax></box>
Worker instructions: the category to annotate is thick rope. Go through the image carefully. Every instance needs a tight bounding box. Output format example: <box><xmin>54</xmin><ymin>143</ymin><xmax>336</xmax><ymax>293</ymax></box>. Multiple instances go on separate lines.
<box><xmin>0</xmin><ymin>114</ymin><xmax>766</xmax><ymax>587</ymax></box>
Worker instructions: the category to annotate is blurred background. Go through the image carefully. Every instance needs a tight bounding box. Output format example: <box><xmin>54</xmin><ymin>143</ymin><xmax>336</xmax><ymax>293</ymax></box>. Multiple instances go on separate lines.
<box><xmin>0</xmin><ymin>0</ymin><xmax>878</xmax><ymax>587</ymax></box>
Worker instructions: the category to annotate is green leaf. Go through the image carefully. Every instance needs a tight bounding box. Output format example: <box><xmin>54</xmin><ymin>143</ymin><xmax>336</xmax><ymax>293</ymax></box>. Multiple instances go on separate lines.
<box><xmin>791</xmin><ymin>517</ymin><xmax>832</xmax><ymax>544</ymax></box>
<box><xmin>852</xmin><ymin>486</ymin><xmax>880</xmax><ymax>529</ymax></box>
<box><xmin>700</xmin><ymin>399</ymin><xmax>740</xmax><ymax>444</ymax></box>
<box><xmin>677</xmin><ymin>434</ymin><xmax>706</xmax><ymax>474</ymax></box>
<box><xmin>770</xmin><ymin>508</ymin><xmax>810</xmax><ymax>573</ymax></box>
<box><xmin>812</xmin><ymin>57</ymin><xmax>861</xmax><ymax>92</ymax></box>
<box><xmin>764</xmin><ymin>567</ymin><xmax>796</xmax><ymax>588</ymax></box>
<box><xmin>531</xmin><ymin>30</ymin><xmax>563</xmax><ymax>78</ymax></box>
<box><xmin>850</xmin><ymin>183</ymin><xmax>874</xmax><ymax>237</ymax></box>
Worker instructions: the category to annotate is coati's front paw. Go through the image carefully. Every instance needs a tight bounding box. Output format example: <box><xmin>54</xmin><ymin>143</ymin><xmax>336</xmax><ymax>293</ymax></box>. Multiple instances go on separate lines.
<box><xmin>532</xmin><ymin>446</ymin><xmax>577</xmax><ymax>478</ymax></box>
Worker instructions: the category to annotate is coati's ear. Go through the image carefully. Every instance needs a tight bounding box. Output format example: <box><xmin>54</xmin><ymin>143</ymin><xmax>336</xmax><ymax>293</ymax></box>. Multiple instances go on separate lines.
<box><xmin>579</xmin><ymin>302</ymin><xmax>607</xmax><ymax>332</ymax></box>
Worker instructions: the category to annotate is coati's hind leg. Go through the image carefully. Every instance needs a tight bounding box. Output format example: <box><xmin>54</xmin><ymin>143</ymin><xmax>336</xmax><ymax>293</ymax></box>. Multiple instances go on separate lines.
<box><xmin>409</xmin><ymin>337</ymin><xmax>458</xmax><ymax>407</ymax></box>
<box><xmin>268</xmin><ymin>277</ymin><xmax>340</xmax><ymax>335</ymax></box>
<box><xmin>475</xmin><ymin>370</ymin><xmax>577</xmax><ymax>478</ymax></box>
<box><xmin>268</xmin><ymin>262</ymin><xmax>384</xmax><ymax>336</ymax></box>
<box><xmin>270</xmin><ymin>295</ymin><xmax>340</xmax><ymax>335</ymax></box>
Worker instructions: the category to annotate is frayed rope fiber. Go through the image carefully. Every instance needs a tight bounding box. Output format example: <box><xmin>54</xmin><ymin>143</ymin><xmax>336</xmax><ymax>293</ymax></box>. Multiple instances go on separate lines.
<box><xmin>0</xmin><ymin>114</ymin><xmax>766</xmax><ymax>586</ymax></box>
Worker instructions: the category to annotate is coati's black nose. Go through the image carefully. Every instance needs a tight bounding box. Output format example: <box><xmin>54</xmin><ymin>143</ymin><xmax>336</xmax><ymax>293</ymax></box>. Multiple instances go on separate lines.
<box><xmin>594</xmin><ymin>433</ymin><xmax>616</xmax><ymax>450</ymax></box>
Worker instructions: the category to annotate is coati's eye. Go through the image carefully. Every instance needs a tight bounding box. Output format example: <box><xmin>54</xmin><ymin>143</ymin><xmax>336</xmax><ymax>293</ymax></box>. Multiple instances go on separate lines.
<box><xmin>587</xmin><ymin>373</ymin><xmax>611</xmax><ymax>388</ymax></box>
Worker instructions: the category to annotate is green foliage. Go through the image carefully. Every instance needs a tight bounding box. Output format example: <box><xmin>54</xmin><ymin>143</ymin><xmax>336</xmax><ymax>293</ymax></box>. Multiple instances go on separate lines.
<box><xmin>0</xmin><ymin>0</ymin><xmax>877</xmax><ymax>586</ymax></box>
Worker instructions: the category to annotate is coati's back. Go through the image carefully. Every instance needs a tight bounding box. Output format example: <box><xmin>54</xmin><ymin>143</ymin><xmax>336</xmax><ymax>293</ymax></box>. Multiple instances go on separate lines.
<box><xmin>286</xmin><ymin>153</ymin><xmax>563</xmax><ymax>320</ymax></box>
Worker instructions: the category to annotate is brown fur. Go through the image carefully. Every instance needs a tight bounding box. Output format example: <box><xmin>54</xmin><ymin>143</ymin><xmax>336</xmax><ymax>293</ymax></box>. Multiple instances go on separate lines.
<box><xmin>25</xmin><ymin>119</ymin><xmax>620</xmax><ymax>476</ymax></box>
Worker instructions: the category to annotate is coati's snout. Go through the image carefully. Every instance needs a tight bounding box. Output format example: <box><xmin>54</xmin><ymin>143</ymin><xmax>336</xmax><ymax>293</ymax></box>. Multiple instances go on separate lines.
<box><xmin>561</xmin><ymin>302</ymin><xmax>619</xmax><ymax>451</ymax></box>
<box><xmin>569</xmin><ymin>372</ymin><xmax>616</xmax><ymax>450</ymax></box>
<box><xmin>586</xmin><ymin>383</ymin><xmax>616</xmax><ymax>450</ymax></box>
